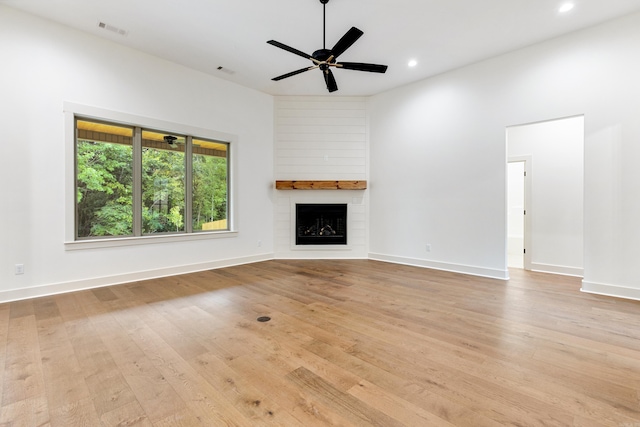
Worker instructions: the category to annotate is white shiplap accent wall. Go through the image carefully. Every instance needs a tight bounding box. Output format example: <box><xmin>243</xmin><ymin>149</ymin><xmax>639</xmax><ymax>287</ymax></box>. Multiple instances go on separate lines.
<box><xmin>274</xmin><ymin>96</ymin><xmax>369</xmax><ymax>258</ymax></box>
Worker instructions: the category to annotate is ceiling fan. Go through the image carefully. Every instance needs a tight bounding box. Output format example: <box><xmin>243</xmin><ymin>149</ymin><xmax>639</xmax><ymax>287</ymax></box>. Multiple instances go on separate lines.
<box><xmin>267</xmin><ymin>0</ymin><xmax>388</xmax><ymax>93</ymax></box>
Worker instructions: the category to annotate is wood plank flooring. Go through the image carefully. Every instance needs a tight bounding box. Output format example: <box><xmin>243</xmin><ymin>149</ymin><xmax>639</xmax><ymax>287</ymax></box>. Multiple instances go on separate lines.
<box><xmin>1</xmin><ymin>259</ymin><xmax>640</xmax><ymax>426</ymax></box>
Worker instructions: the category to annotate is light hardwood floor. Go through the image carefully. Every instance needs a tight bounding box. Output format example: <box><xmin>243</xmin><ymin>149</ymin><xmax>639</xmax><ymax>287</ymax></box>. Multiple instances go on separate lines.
<box><xmin>1</xmin><ymin>260</ymin><xmax>640</xmax><ymax>426</ymax></box>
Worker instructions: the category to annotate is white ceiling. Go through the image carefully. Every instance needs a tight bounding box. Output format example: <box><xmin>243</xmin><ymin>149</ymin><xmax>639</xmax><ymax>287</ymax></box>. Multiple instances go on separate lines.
<box><xmin>4</xmin><ymin>0</ymin><xmax>640</xmax><ymax>96</ymax></box>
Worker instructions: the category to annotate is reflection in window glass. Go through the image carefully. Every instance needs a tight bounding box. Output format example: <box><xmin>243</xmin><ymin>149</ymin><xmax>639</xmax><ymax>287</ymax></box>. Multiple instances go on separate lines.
<box><xmin>76</xmin><ymin>119</ymin><xmax>133</xmax><ymax>238</ymax></box>
<box><xmin>141</xmin><ymin>130</ymin><xmax>186</xmax><ymax>234</ymax></box>
<box><xmin>192</xmin><ymin>138</ymin><xmax>228</xmax><ymax>231</ymax></box>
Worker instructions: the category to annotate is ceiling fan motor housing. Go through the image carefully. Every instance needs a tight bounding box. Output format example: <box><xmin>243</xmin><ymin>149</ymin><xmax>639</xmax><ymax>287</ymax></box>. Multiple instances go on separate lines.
<box><xmin>313</xmin><ymin>49</ymin><xmax>333</xmax><ymax>62</ymax></box>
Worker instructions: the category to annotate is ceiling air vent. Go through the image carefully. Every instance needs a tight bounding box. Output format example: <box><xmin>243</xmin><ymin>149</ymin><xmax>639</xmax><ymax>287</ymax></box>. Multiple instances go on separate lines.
<box><xmin>217</xmin><ymin>66</ymin><xmax>236</xmax><ymax>75</ymax></box>
<box><xmin>97</xmin><ymin>21</ymin><xmax>128</xmax><ymax>37</ymax></box>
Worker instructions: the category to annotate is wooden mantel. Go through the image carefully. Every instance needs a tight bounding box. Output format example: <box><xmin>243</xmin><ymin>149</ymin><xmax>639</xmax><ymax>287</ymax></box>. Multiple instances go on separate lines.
<box><xmin>275</xmin><ymin>180</ymin><xmax>367</xmax><ymax>190</ymax></box>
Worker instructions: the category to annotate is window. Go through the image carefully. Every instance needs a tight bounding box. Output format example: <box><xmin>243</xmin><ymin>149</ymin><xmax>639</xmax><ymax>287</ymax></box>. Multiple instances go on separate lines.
<box><xmin>141</xmin><ymin>129</ymin><xmax>187</xmax><ymax>235</ymax></box>
<box><xmin>75</xmin><ymin>117</ymin><xmax>230</xmax><ymax>241</ymax></box>
<box><xmin>76</xmin><ymin>120</ymin><xmax>134</xmax><ymax>238</ymax></box>
<box><xmin>191</xmin><ymin>138</ymin><xmax>229</xmax><ymax>232</ymax></box>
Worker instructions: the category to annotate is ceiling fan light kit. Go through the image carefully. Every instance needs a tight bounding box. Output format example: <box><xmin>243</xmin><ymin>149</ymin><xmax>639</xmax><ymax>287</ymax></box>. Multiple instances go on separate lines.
<box><xmin>267</xmin><ymin>0</ymin><xmax>388</xmax><ymax>93</ymax></box>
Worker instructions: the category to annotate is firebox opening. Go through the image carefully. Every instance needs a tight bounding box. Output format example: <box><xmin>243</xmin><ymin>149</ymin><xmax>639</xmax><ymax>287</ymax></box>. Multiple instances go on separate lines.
<box><xmin>296</xmin><ymin>204</ymin><xmax>347</xmax><ymax>245</ymax></box>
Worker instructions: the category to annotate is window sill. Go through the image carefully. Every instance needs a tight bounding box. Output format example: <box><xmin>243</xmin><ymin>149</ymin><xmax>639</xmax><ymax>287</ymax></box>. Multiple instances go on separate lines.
<box><xmin>65</xmin><ymin>230</ymin><xmax>238</xmax><ymax>251</ymax></box>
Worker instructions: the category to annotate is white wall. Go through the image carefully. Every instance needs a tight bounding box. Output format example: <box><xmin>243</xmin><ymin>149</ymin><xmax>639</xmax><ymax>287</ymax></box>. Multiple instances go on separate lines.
<box><xmin>0</xmin><ymin>6</ymin><xmax>274</xmax><ymax>302</ymax></box>
<box><xmin>508</xmin><ymin>116</ymin><xmax>584</xmax><ymax>277</ymax></box>
<box><xmin>369</xmin><ymin>11</ymin><xmax>640</xmax><ymax>298</ymax></box>
<box><xmin>273</xmin><ymin>97</ymin><xmax>368</xmax><ymax>258</ymax></box>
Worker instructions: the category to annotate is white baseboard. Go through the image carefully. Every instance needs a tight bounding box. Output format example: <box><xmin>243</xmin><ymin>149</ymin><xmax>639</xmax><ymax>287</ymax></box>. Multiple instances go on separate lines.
<box><xmin>3</xmin><ymin>253</ymin><xmax>594</xmax><ymax>303</ymax></box>
<box><xmin>368</xmin><ymin>253</ymin><xmax>509</xmax><ymax>280</ymax></box>
<box><xmin>0</xmin><ymin>253</ymin><xmax>274</xmax><ymax>304</ymax></box>
<box><xmin>531</xmin><ymin>262</ymin><xmax>583</xmax><ymax>277</ymax></box>
<box><xmin>276</xmin><ymin>254</ymin><xmax>368</xmax><ymax>260</ymax></box>
<box><xmin>581</xmin><ymin>280</ymin><xmax>640</xmax><ymax>302</ymax></box>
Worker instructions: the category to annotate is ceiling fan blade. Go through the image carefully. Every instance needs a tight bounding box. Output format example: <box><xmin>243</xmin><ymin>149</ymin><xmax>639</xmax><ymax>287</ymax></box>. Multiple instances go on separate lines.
<box><xmin>272</xmin><ymin>66</ymin><xmax>318</xmax><ymax>81</ymax></box>
<box><xmin>323</xmin><ymin>68</ymin><xmax>338</xmax><ymax>93</ymax></box>
<box><xmin>267</xmin><ymin>40</ymin><xmax>314</xmax><ymax>61</ymax></box>
<box><xmin>330</xmin><ymin>27</ymin><xmax>364</xmax><ymax>59</ymax></box>
<box><xmin>336</xmin><ymin>62</ymin><xmax>388</xmax><ymax>73</ymax></box>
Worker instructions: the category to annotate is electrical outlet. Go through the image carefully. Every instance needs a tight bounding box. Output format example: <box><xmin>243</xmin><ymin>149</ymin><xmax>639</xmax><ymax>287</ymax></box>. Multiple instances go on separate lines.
<box><xmin>425</xmin><ymin>244</ymin><xmax>431</xmax><ymax>252</ymax></box>
<box><xmin>15</xmin><ymin>264</ymin><xmax>24</xmax><ymax>275</ymax></box>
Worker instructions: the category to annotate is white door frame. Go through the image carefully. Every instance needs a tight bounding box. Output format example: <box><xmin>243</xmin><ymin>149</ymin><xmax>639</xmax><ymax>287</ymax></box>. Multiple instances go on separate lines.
<box><xmin>508</xmin><ymin>155</ymin><xmax>532</xmax><ymax>270</ymax></box>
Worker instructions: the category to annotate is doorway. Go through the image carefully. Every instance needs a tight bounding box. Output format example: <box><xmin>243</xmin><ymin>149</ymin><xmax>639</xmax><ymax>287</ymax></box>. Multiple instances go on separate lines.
<box><xmin>506</xmin><ymin>115</ymin><xmax>584</xmax><ymax>276</ymax></box>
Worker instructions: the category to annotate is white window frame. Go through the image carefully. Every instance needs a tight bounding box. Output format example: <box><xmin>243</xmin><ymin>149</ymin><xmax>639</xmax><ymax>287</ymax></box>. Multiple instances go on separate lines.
<box><xmin>64</xmin><ymin>102</ymin><xmax>238</xmax><ymax>250</ymax></box>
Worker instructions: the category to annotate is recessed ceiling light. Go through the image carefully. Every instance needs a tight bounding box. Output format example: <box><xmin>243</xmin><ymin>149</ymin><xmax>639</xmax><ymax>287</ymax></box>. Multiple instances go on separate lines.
<box><xmin>408</xmin><ymin>59</ymin><xmax>418</xmax><ymax>68</ymax></box>
<box><xmin>558</xmin><ymin>3</ymin><xmax>575</xmax><ymax>13</ymax></box>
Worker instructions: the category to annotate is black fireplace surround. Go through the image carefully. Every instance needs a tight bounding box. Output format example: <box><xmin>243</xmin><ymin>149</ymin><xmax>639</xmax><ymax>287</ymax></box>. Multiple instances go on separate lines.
<box><xmin>296</xmin><ymin>203</ymin><xmax>347</xmax><ymax>245</ymax></box>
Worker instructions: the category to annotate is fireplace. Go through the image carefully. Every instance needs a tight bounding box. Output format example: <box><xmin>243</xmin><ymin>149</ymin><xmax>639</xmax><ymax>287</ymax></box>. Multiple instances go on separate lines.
<box><xmin>296</xmin><ymin>204</ymin><xmax>347</xmax><ymax>245</ymax></box>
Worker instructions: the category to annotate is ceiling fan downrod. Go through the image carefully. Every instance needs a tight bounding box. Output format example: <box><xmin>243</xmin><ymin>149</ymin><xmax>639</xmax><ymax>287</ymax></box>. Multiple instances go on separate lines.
<box><xmin>321</xmin><ymin>0</ymin><xmax>329</xmax><ymax>49</ymax></box>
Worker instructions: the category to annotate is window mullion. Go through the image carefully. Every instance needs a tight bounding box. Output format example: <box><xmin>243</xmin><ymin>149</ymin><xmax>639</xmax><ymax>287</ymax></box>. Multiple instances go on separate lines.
<box><xmin>226</xmin><ymin>148</ymin><xmax>231</xmax><ymax>230</ymax></box>
<box><xmin>185</xmin><ymin>135</ymin><xmax>193</xmax><ymax>233</ymax></box>
<box><xmin>133</xmin><ymin>126</ymin><xmax>142</xmax><ymax>236</ymax></box>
